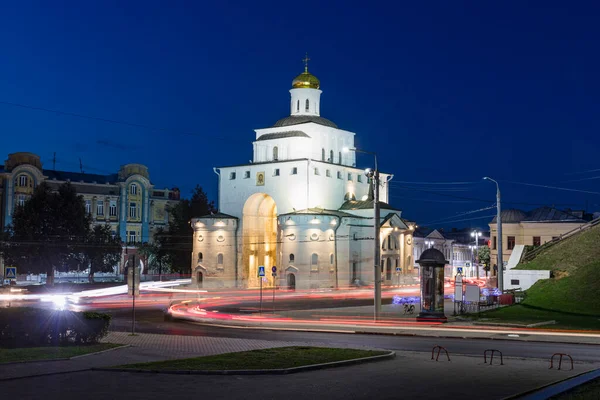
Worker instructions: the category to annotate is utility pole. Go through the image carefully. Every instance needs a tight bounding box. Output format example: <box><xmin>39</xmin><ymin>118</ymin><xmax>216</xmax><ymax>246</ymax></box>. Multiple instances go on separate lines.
<box><xmin>374</xmin><ymin>167</ymin><xmax>381</xmax><ymax>321</ymax></box>
<box><xmin>484</xmin><ymin>177</ymin><xmax>503</xmax><ymax>292</ymax></box>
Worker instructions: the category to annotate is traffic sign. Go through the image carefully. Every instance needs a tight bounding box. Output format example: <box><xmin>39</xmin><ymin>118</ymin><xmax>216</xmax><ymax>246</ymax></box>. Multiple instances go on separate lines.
<box><xmin>457</xmin><ymin>267</ymin><xmax>463</xmax><ymax>274</ymax></box>
<box><xmin>272</xmin><ymin>266</ymin><xmax>277</xmax><ymax>273</ymax></box>
<box><xmin>5</xmin><ymin>267</ymin><xmax>17</xmax><ymax>280</ymax></box>
<box><xmin>258</xmin><ymin>266</ymin><xmax>265</xmax><ymax>277</ymax></box>
<box><xmin>465</xmin><ymin>262</ymin><xmax>471</xmax><ymax>268</ymax></box>
<box><xmin>395</xmin><ymin>267</ymin><xmax>401</xmax><ymax>272</ymax></box>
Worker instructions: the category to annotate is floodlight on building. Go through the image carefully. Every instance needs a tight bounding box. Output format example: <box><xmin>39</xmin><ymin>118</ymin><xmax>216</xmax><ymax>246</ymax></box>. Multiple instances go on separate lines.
<box><xmin>310</xmin><ymin>218</ymin><xmax>321</xmax><ymax>224</ymax></box>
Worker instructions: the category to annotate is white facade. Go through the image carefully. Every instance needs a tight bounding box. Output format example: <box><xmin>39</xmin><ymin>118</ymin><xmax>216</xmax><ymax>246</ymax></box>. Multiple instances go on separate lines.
<box><xmin>191</xmin><ymin>63</ymin><xmax>414</xmax><ymax>289</ymax></box>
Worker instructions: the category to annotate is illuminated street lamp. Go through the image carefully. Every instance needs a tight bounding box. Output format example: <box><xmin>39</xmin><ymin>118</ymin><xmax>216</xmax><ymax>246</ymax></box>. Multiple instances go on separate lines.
<box><xmin>343</xmin><ymin>146</ymin><xmax>381</xmax><ymax>321</ymax></box>
<box><xmin>483</xmin><ymin>177</ymin><xmax>503</xmax><ymax>291</ymax></box>
<box><xmin>425</xmin><ymin>240</ymin><xmax>434</xmax><ymax>249</ymax></box>
<box><xmin>471</xmin><ymin>231</ymin><xmax>482</xmax><ymax>280</ymax></box>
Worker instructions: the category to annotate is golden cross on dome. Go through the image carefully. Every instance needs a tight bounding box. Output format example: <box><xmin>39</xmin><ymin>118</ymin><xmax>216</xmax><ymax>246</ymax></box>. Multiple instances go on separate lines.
<box><xmin>302</xmin><ymin>53</ymin><xmax>310</xmax><ymax>72</ymax></box>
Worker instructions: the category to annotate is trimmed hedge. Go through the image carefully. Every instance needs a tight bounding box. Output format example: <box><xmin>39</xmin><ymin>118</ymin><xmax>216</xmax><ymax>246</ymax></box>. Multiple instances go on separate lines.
<box><xmin>0</xmin><ymin>308</ymin><xmax>111</xmax><ymax>348</ymax></box>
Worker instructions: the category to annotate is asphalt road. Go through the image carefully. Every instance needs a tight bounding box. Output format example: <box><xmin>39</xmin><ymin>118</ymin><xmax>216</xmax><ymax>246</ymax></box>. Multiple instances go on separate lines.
<box><xmin>108</xmin><ymin>309</ymin><xmax>600</xmax><ymax>363</ymax></box>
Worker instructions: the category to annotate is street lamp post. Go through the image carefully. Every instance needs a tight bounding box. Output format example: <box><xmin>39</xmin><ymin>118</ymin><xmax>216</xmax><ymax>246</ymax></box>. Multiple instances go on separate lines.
<box><xmin>469</xmin><ymin>244</ymin><xmax>476</xmax><ymax>278</ymax></box>
<box><xmin>344</xmin><ymin>147</ymin><xmax>381</xmax><ymax>321</ymax></box>
<box><xmin>425</xmin><ymin>240</ymin><xmax>434</xmax><ymax>249</ymax></box>
<box><xmin>471</xmin><ymin>231</ymin><xmax>481</xmax><ymax>280</ymax></box>
<box><xmin>483</xmin><ymin>177</ymin><xmax>503</xmax><ymax>291</ymax></box>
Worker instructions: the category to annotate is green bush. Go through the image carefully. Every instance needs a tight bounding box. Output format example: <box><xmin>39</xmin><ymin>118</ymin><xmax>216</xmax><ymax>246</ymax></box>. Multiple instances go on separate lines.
<box><xmin>0</xmin><ymin>308</ymin><xmax>111</xmax><ymax>348</ymax></box>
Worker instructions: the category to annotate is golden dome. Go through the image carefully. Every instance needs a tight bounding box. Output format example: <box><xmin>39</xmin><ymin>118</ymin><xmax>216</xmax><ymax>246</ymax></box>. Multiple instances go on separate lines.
<box><xmin>292</xmin><ymin>69</ymin><xmax>320</xmax><ymax>89</ymax></box>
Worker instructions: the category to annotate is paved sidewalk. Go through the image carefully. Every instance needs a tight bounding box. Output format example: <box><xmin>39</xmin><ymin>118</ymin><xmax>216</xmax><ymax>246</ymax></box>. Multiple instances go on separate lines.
<box><xmin>0</xmin><ymin>332</ymin><xmax>377</xmax><ymax>380</ymax></box>
<box><xmin>1</xmin><ymin>348</ymin><xmax>598</xmax><ymax>400</ymax></box>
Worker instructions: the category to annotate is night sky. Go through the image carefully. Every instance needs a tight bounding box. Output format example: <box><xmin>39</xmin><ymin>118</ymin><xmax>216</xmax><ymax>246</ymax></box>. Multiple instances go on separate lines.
<box><xmin>1</xmin><ymin>1</ymin><xmax>599</xmax><ymax>229</ymax></box>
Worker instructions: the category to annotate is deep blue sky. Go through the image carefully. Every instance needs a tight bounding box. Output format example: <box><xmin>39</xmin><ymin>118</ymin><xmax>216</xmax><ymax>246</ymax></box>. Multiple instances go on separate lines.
<box><xmin>1</xmin><ymin>1</ymin><xmax>599</xmax><ymax>229</ymax></box>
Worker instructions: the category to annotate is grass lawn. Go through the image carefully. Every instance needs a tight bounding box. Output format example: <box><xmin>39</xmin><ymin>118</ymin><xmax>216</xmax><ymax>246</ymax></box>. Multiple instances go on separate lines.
<box><xmin>474</xmin><ymin>305</ymin><xmax>600</xmax><ymax>331</ymax></box>
<box><xmin>118</xmin><ymin>346</ymin><xmax>388</xmax><ymax>371</ymax></box>
<box><xmin>550</xmin><ymin>377</ymin><xmax>600</xmax><ymax>400</ymax></box>
<box><xmin>0</xmin><ymin>343</ymin><xmax>122</xmax><ymax>364</ymax></box>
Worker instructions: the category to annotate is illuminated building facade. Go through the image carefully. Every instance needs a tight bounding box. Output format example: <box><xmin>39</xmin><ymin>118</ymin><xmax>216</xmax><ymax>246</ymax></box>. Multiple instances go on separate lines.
<box><xmin>0</xmin><ymin>152</ymin><xmax>180</xmax><ymax>273</ymax></box>
<box><xmin>191</xmin><ymin>62</ymin><xmax>415</xmax><ymax>289</ymax></box>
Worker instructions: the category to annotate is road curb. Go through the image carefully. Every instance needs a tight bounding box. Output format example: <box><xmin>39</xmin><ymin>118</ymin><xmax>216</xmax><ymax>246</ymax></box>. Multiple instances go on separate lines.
<box><xmin>70</xmin><ymin>344</ymin><xmax>130</xmax><ymax>359</ymax></box>
<box><xmin>179</xmin><ymin>319</ymin><xmax>600</xmax><ymax>346</ymax></box>
<box><xmin>0</xmin><ymin>369</ymin><xmax>91</xmax><ymax>382</ymax></box>
<box><xmin>0</xmin><ymin>344</ymin><xmax>130</xmax><ymax>366</ymax></box>
<box><xmin>502</xmin><ymin>367</ymin><xmax>600</xmax><ymax>400</ymax></box>
<box><xmin>92</xmin><ymin>350</ymin><xmax>396</xmax><ymax>375</ymax></box>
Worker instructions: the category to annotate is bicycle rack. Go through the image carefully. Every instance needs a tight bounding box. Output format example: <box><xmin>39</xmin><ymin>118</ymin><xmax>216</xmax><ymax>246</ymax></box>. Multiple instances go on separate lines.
<box><xmin>550</xmin><ymin>353</ymin><xmax>574</xmax><ymax>371</ymax></box>
<box><xmin>483</xmin><ymin>349</ymin><xmax>504</xmax><ymax>365</ymax></box>
<box><xmin>431</xmin><ymin>346</ymin><xmax>450</xmax><ymax>361</ymax></box>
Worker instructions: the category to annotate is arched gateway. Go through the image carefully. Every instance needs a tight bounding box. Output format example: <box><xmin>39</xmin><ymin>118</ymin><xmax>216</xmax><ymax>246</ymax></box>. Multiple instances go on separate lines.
<box><xmin>242</xmin><ymin>193</ymin><xmax>278</xmax><ymax>288</ymax></box>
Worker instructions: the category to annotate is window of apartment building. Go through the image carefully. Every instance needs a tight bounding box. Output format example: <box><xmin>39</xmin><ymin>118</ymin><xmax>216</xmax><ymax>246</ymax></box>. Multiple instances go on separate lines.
<box><xmin>129</xmin><ymin>231</ymin><xmax>137</xmax><ymax>243</ymax></box>
<box><xmin>329</xmin><ymin>150</ymin><xmax>334</xmax><ymax>162</ymax></box>
<box><xmin>97</xmin><ymin>202</ymin><xmax>104</xmax><ymax>216</ymax></box>
<box><xmin>244</xmin><ymin>171</ymin><xmax>250</xmax><ymax>179</ymax></box>
<box><xmin>229</xmin><ymin>172</ymin><xmax>236</xmax><ymax>180</ymax></box>
<box><xmin>337</xmin><ymin>171</ymin><xmax>342</xmax><ymax>179</ymax></box>
<box><xmin>198</xmin><ymin>252</ymin><xmax>203</xmax><ymax>263</ymax></box>
<box><xmin>18</xmin><ymin>175</ymin><xmax>28</xmax><ymax>187</ymax></box>
<box><xmin>314</xmin><ymin>168</ymin><xmax>319</xmax><ymax>175</ymax></box>
<box><xmin>273</xmin><ymin>146</ymin><xmax>278</xmax><ymax>161</ymax></box>
<box><xmin>130</xmin><ymin>184</ymin><xmax>137</xmax><ymax>195</ymax></box>
<box><xmin>338</xmin><ymin>152</ymin><xmax>342</xmax><ymax>164</ymax></box>
<box><xmin>507</xmin><ymin>236</ymin><xmax>516</xmax><ymax>250</ymax></box>
<box><xmin>322</xmin><ymin>148</ymin><xmax>326</xmax><ymax>161</ymax></box>
<box><xmin>533</xmin><ymin>236</ymin><xmax>541</xmax><ymax>247</ymax></box>
<box><xmin>129</xmin><ymin>202</ymin><xmax>137</xmax><ymax>219</ymax></box>
<box><xmin>109</xmin><ymin>201</ymin><xmax>117</xmax><ymax>217</ymax></box>
<box><xmin>273</xmin><ymin>169</ymin><xmax>280</xmax><ymax>176</ymax></box>
<box><xmin>85</xmin><ymin>200</ymin><xmax>91</xmax><ymax>214</ymax></box>
<box><xmin>217</xmin><ymin>253</ymin><xmax>224</xmax><ymax>266</ymax></box>
<box><xmin>17</xmin><ymin>195</ymin><xmax>26</xmax><ymax>207</ymax></box>
<box><xmin>291</xmin><ymin>167</ymin><xmax>298</xmax><ymax>175</ymax></box>
<box><xmin>347</xmin><ymin>173</ymin><xmax>352</xmax><ymax>181</ymax></box>
<box><xmin>289</xmin><ymin>253</ymin><xmax>295</xmax><ymax>262</ymax></box>
<box><xmin>326</xmin><ymin>169</ymin><xmax>331</xmax><ymax>177</ymax></box>
<box><xmin>357</xmin><ymin>175</ymin><xmax>363</xmax><ymax>183</ymax></box>
<box><xmin>493</xmin><ymin>236</ymin><xmax>497</xmax><ymax>250</ymax></box>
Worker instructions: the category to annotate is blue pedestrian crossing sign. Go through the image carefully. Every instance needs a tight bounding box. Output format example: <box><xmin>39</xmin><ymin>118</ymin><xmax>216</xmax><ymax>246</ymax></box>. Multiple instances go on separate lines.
<box><xmin>258</xmin><ymin>266</ymin><xmax>265</xmax><ymax>277</ymax></box>
<box><xmin>457</xmin><ymin>267</ymin><xmax>463</xmax><ymax>275</ymax></box>
<box><xmin>5</xmin><ymin>267</ymin><xmax>17</xmax><ymax>280</ymax></box>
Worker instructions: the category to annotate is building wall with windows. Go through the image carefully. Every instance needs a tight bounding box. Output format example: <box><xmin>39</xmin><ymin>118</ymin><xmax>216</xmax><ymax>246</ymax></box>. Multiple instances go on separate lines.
<box><xmin>489</xmin><ymin>207</ymin><xmax>589</xmax><ymax>271</ymax></box>
<box><xmin>0</xmin><ymin>152</ymin><xmax>180</xmax><ymax>247</ymax></box>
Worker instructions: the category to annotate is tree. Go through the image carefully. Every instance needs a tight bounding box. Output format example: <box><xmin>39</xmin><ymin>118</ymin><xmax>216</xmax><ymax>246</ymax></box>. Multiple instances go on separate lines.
<box><xmin>81</xmin><ymin>225</ymin><xmax>122</xmax><ymax>283</ymax></box>
<box><xmin>138</xmin><ymin>227</ymin><xmax>171</xmax><ymax>279</ymax></box>
<box><xmin>478</xmin><ymin>246</ymin><xmax>491</xmax><ymax>277</ymax></box>
<box><xmin>0</xmin><ymin>182</ymin><xmax>91</xmax><ymax>285</ymax></box>
<box><xmin>163</xmin><ymin>185</ymin><xmax>216</xmax><ymax>274</ymax></box>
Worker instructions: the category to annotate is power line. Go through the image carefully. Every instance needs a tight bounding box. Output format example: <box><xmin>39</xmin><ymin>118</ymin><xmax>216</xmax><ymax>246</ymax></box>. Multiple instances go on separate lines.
<box><xmin>501</xmin><ymin>180</ymin><xmax>600</xmax><ymax>196</ymax></box>
<box><xmin>390</xmin><ymin>180</ymin><xmax>479</xmax><ymax>185</ymax></box>
<box><xmin>0</xmin><ymin>99</ymin><xmax>214</xmax><ymax>139</ymax></box>
<box><xmin>421</xmin><ymin>206</ymin><xmax>496</xmax><ymax>226</ymax></box>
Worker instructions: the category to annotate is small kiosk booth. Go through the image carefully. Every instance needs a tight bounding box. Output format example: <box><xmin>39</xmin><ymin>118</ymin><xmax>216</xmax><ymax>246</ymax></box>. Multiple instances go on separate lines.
<box><xmin>416</xmin><ymin>248</ymin><xmax>448</xmax><ymax>322</ymax></box>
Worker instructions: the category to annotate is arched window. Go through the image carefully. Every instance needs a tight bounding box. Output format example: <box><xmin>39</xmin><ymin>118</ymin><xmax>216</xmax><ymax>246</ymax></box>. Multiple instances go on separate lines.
<box><xmin>130</xmin><ymin>184</ymin><xmax>137</xmax><ymax>195</ymax></box>
<box><xmin>217</xmin><ymin>253</ymin><xmax>223</xmax><ymax>265</ymax></box>
<box><xmin>305</xmin><ymin>99</ymin><xmax>310</xmax><ymax>111</ymax></box>
<box><xmin>297</xmin><ymin>100</ymin><xmax>300</xmax><ymax>112</ymax></box>
<box><xmin>338</xmin><ymin>152</ymin><xmax>342</xmax><ymax>164</ymax></box>
<box><xmin>273</xmin><ymin>146</ymin><xmax>278</xmax><ymax>161</ymax></box>
<box><xmin>311</xmin><ymin>253</ymin><xmax>318</xmax><ymax>265</ymax></box>
<box><xmin>198</xmin><ymin>252</ymin><xmax>203</xmax><ymax>263</ymax></box>
<box><xmin>289</xmin><ymin>253</ymin><xmax>295</xmax><ymax>262</ymax></box>
<box><xmin>322</xmin><ymin>148</ymin><xmax>326</xmax><ymax>161</ymax></box>
<box><xmin>388</xmin><ymin>236</ymin><xmax>392</xmax><ymax>250</ymax></box>
<box><xmin>330</xmin><ymin>254</ymin><xmax>334</xmax><ymax>265</ymax></box>
<box><xmin>329</xmin><ymin>150</ymin><xmax>334</xmax><ymax>162</ymax></box>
